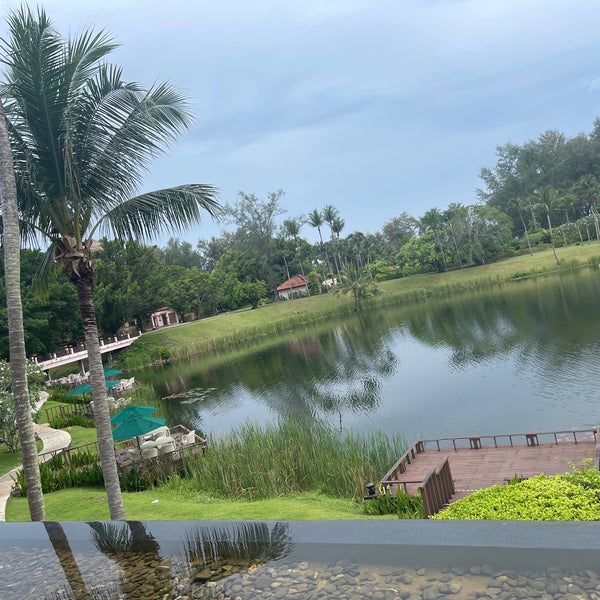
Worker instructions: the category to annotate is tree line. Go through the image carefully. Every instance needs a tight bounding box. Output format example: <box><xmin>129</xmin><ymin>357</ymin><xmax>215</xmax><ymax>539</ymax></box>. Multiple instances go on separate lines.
<box><xmin>5</xmin><ymin>118</ymin><xmax>600</xmax><ymax>362</ymax></box>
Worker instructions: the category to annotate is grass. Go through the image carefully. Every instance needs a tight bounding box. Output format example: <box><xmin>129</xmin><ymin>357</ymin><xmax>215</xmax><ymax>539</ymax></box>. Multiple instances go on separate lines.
<box><xmin>123</xmin><ymin>243</ymin><xmax>600</xmax><ymax>369</ymax></box>
<box><xmin>6</xmin><ymin>487</ymin><xmax>393</xmax><ymax>521</ymax></box>
<box><xmin>180</xmin><ymin>420</ymin><xmax>406</xmax><ymax>500</ymax></box>
<box><xmin>35</xmin><ymin>399</ymin><xmax>97</xmax><ymax>449</ymax></box>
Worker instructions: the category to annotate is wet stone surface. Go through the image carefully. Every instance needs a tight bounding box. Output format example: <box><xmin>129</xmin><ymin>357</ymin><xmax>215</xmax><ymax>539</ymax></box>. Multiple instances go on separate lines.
<box><xmin>4</xmin><ymin>548</ymin><xmax>600</xmax><ymax>599</ymax></box>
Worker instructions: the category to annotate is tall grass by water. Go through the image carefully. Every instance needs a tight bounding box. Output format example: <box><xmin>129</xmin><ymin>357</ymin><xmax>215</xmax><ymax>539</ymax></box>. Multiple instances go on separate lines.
<box><xmin>171</xmin><ymin>420</ymin><xmax>407</xmax><ymax>500</ymax></box>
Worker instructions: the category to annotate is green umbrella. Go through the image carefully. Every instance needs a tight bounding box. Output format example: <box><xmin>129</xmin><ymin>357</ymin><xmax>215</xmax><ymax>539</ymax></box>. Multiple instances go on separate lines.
<box><xmin>112</xmin><ymin>414</ymin><xmax>166</xmax><ymax>442</ymax></box>
<box><xmin>104</xmin><ymin>368</ymin><xmax>123</xmax><ymax>378</ymax></box>
<box><xmin>66</xmin><ymin>380</ymin><xmax>120</xmax><ymax>396</ymax></box>
<box><xmin>111</xmin><ymin>405</ymin><xmax>157</xmax><ymax>424</ymax></box>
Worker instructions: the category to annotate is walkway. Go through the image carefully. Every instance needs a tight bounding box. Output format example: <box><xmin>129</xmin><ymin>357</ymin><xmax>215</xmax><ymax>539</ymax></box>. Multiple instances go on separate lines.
<box><xmin>383</xmin><ymin>430</ymin><xmax>597</xmax><ymax>502</ymax></box>
<box><xmin>0</xmin><ymin>421</ymin><xmax>71</xmax><ymax>522</ymax></box>
<box><xmin>35</xmin><ymin>331</ymin><xmax>141</xmax><ymax>372</ymax></box>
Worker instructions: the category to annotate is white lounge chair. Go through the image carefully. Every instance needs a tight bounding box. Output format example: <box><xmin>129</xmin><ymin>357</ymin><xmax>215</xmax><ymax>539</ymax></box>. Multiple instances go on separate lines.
<box><xmin>181</xmin><ymin>430</ymin><xmax>196</xmax><ymax>445</ymax></box>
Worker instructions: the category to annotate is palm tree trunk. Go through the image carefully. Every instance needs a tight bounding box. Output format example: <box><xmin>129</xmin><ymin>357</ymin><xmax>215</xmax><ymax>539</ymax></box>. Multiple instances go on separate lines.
<box><xmin>545</xmin><ymin>204</ymin><xmax>560</xmax><ymax>266</ymax></box>
<box><xmin>75</xmin><ymin>278</ymin><xmax>126</xmax><ymax>520</ymax></box>
<box><xmin>0</xmin><ymin>100</ymin><xmax>45</xmax><ymax>521</ymax></box>
<box><xmin>45</xmin><ymin>522</ymin><xmax>92</xmax><ymax>598</ymax></box>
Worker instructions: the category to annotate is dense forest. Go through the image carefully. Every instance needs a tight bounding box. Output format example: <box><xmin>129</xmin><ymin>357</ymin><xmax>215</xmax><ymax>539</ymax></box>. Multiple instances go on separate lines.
<box><xmin>4</xmin><ymin>118</ymin><xmax>600</xmax><ymax>360</ymax></box>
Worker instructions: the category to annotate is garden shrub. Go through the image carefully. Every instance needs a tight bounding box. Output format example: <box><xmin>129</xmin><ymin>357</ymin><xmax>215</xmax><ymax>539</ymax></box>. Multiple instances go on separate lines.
<box><xmin>433</xmin><ymin>466</ymin><xmax>600</xmax><ymax>520</ymax></box>
<box><xmin>49</xmin><ymin>414</ymin><xmax>95</xmax><ymax>429</ymax></box>
<box><xmin>362</xmin><ymin>485</ymin><xmax>425</xmax><ymax>519</ymax></box>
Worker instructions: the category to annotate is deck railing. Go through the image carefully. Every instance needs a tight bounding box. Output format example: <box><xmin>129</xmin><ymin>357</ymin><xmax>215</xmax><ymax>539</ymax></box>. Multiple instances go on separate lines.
<box><xmin>44</xmin><ymin>403</ymin><xmax>92</xmax><ymax>423</ymax></box>
<box><xmin>418</xmin><ymin>456</ymin><xmax>455</xmax><ymax>517</ymax></box>
<box><xmin>420</xmin><ymin>428</ymin><xmax>597</xmax><ymax>452</ymax></box>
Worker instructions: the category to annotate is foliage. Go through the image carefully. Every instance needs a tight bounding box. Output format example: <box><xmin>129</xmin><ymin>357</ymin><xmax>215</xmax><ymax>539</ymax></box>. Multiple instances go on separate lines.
<box><xmin>15</xmin><ymin>446</ymin><xmax>154</xmax><ymax>494</ymax></box>
<box><xmin>433</xmin><ymin>465</ymin><xmax>600</xmax><ymax>520</ymax></box>
<box><xmin>362</xmin><ymin>486</ymin><xmax>425</xmax><ymax>519</ymax></box>
<box><xmin>49</xmin><ymin>415</ymin><xmax>95</xmax><ymax>429</ymax></box>
<box><xmin>0</xmin><ymin>360</ymin><xmax>43</xmax><ymax>452</ymax></box>
<box><xmin>333</xmin><ymin>266</ymin><xmax>381</xmax><ymax>309</ymax></box>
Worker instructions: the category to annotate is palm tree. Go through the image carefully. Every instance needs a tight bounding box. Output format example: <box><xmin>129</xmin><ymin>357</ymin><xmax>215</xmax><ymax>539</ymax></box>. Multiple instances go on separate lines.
<box><xmin>307</xmin><ymin>208</ymin><xmax>330</xmax><ymax>290</ymax></box>
<box><xmin>2</xmin><ymin>7</ymin><xmax>221</xmax><ymax>519</ymax></box>
<box><xmin>323</xmin><ymin>205</ymin><xmax>342</xmax><ymax>278</ymax></box>
<box><xmin>0</xmin><ymin>98</ymin><xmax>45</xmax><ymax>520</ymax></box>
<box><xmin>533</xmin><ymin>187</ymin><xmax>560</xmax><ymax>265</ymax></box>
<box><xmin>333</xmin><ymin>265</ymin><xmax>380</xmax><ymax>311</ymax></box>
<box><xmin>420</xmin><ymin>208</ymin><xmax>447</xmax><ymax>272</ymax></box>
<box><xmin>282</xmin><ymin>217</ymin><xmax>309</xmax><ymax>295</ymax></box>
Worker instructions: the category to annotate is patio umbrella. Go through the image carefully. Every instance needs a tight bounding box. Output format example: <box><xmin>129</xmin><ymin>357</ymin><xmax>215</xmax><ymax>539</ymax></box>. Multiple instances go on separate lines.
<box><xmin>104</xmin><ymin>368</ymin><xmax>123</xmax><ymax>378</ymax></box>
<box><xmin>66</xmin><ymin>380</ymin><xmax>120</xmax><ymax>396</ymax></box>
<box><xmin>112</xmin><ymin>414</ymin><xmax>166</xmax><ymax>442</ymax></box>
<box><xmin>110</xmin><ymin>405</ymin><xmax>158</xmax><ymax>424</ymax></box>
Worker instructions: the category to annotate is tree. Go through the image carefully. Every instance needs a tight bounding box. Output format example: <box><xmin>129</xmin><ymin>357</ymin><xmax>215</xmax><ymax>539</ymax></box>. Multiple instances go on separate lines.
<box><xmin>0</xmin><ymin>360</ymin><xmax>43</xmax><ymax>453</ymax></box>
<box><xmin>2</xmin><ymin>8</ymin><xmax>221</xmax><ymax>519</ymax></box>
<box><xmin>533</xmin><ymin>187</ymin><xmax>560</xmax><ymax>265</ymax></box>
<box><xmin>307</xmin><ymin>208</ymin><xmax>331</xmax><ymax>290</ymax></box>
<box><xmin>282</xmin><ymin>217</ymin><xmax>309</xmax><ymax>295</ymax></box>
<box><xmin>333</xmin><ymin>266</ymin><xmax>380</xmax><ymax>311</ymax></box>
<box><xmin>225</xmin><ymin>190</ymin><xmax>285</xmax><ymax>288</ymax></box>
<box><xmin>419</xmin><ymin>208</ymin><xmax>447</xmax><ymax>272</ymax></box>
<box><xmin>0</xmin><ymin>97</ymin><xmax>45</xmax><ymax>520</ymax></box>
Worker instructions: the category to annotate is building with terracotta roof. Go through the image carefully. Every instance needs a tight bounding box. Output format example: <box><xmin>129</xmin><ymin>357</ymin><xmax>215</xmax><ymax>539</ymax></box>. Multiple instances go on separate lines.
<box><xmin>276</xmin><ymin>274</ymin><xmax>309</xmax><ymax>300</ymax></box>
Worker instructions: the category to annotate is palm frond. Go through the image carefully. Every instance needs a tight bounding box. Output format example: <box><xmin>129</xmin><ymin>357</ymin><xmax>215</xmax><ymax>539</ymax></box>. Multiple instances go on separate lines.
<box><xmin>94</xmin><ymin>185</ymin><xmax>222</xmax><ymax>242</ymax></box>
<box><xmin>30</xmin><ymin>246</ymin><xmax>57</xmax><ymax>300</ymax></box>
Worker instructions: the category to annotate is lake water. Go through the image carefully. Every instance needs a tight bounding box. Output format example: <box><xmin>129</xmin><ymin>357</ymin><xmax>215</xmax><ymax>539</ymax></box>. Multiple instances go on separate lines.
<box><xmin>137</xmin><ymin>269</ymin><xmax>600</xmax><ymax>441</ymax></box>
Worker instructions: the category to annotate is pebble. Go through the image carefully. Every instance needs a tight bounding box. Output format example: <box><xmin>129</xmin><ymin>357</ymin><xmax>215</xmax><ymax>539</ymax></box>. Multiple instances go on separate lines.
<box><xmin>3</xmin><ymin>543</ymin><xmax>600</xmax><ymax>599</ymax></box>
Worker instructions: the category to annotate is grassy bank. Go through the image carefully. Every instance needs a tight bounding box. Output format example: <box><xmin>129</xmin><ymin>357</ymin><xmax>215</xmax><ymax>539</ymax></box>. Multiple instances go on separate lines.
<box><xmin>6</xmin><ymin>488</ymin><xmax>394</xmax><ymax>521</ymax></box>
<box><xmin>7</xmin><ymin>419</ymin><xmax>406</xmax><ymax>520</ymax></box>
<box><xmin>123</xmin><ymin>244</ymin><xmax>600</xmax><ymax>369</ymax></box>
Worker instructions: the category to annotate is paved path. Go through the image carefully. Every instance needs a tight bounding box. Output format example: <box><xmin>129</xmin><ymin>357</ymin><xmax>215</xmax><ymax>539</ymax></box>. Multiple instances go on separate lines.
<box><xmin>0</xmin><ymin>395</ymin><xmax>71</xmax><ymax>522</ymax></box>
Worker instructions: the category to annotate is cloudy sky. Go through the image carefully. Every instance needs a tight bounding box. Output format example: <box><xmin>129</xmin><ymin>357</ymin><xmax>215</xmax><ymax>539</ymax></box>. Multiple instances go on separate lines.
<box><xmin>1</xmin><ymin>0</ymin><xmax>599</xmax><ymax>244</ymax></box>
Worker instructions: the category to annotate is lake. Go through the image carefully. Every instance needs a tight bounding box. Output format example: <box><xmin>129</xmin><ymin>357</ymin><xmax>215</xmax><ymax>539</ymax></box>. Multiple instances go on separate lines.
<box><xmin>137</xmin><ymin>269</ymin><xmax>600</xmax><ymax>441</ymax></box>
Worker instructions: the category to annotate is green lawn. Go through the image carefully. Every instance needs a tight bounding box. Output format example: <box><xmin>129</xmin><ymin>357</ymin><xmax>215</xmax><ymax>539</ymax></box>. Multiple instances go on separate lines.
<box><xmin>6</xmin><ymin>488</ymin><xmax>394</xmax><ymax>521</ymax></box>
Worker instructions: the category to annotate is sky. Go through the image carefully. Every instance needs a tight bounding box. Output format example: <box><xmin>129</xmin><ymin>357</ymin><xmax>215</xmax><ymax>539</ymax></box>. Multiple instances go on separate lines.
<box><xmin>1</xmin><ymin>0</ymin><xmax>600</xmax><ymax>245</ymax></box>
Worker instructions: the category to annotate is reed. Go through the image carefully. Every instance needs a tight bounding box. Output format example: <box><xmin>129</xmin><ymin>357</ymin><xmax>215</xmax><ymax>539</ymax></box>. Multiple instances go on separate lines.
<box><xmin>171</xmin><ymin>419</ymin><xmax>407</xmax><ymax>500</ymax></box>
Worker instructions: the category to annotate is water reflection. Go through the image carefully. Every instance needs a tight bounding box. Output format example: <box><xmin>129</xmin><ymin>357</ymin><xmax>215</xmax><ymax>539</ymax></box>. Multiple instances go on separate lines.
<box><xmin>137</xmin><ymin>271</ymin><xmax>600</xmax><ymax>438</ymax></box>
<box><xmin>4</xmin><ymin>521</ymin><xmax>600</xmax><ymax>599</ymax></box>
<box><xmin>18</xmin><ymin>521</ymin><xmax>293</xmax><ymax>599</ymax></box>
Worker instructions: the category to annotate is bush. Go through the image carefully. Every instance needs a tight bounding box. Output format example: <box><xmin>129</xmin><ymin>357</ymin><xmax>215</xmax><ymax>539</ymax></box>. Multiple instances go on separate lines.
<box><xmin>362</xmin><ymin>485</ymin><xmax>425</xmax><ymax>518</ymax></box>
<box><xmin>433</xmin><ymin>465</ymin><xmax>600</xmax><ymax>520</ymax></box>
<box><xmin>49</xmin><ymin>414</ymin><xmax>95</xmax><ymax>429</ymax></box>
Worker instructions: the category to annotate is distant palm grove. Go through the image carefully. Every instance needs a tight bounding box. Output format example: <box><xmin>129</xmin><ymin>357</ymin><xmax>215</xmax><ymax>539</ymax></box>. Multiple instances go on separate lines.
<box><xmin>3</xmin><ymin>120</ymin><xmax>600</xmax><ymax>361</ymax></box>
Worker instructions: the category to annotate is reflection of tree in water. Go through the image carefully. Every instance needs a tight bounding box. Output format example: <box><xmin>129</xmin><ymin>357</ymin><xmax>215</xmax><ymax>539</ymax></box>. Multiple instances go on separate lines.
<box><xmin>89</xmin><ymin>521</ymin><xmax>172</xmax><ymax>598</ymax></box>
<box><xmin>179</xmin><ymin>521</ymin><xmax>293</xmax><ymax>589</ymax></box>
<box><xmin>404</xmin><ymin>274</ymin><xmax>600</xmax><ymax>369</ymax></box>
<box><xmin>82</xmin><ymin>521</ymin><xmax>292</xmax><ymax>599</ymax></box>
<box><xmin>155</xmin><ymin>311</ymin><xmax>399</xmax><ymax>430</ymax></box>
<box><xmin>43</xmin><ymin>522</ymin><xmax>94</xmax><ymax>599</ymax></box>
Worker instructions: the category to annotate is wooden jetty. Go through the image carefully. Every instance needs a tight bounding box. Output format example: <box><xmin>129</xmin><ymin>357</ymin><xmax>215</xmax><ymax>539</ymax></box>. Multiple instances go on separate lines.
<box><xmin>379</xmin><ymin>429</ymin><xmax>598</xmax><ymax>517</ymax></box>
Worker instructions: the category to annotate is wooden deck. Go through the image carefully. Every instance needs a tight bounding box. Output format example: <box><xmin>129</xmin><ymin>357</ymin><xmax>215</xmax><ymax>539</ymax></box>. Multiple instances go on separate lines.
<box><xmin>380</xmin><ymin>429</ymin><xmax>598</xmax><ymax>508</ymax></box>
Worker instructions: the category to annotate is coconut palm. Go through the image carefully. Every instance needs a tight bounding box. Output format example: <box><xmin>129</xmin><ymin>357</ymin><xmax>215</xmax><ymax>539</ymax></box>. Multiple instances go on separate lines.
<box><xmin>0</xmin><ymin>98</ymin><xmax>45</xmax><ymax>520</ymax></box>
<box><xmin>2</xmin><ymin>7</ymin><xmax>221</xmax><ymax>519</ymax></box>
<box><xmin>533</xmin><ymin>187</ymin><xmax>560</xmax><ymax>265</ymax></box>
<box><xmin>308</xmin><ymin>208</ymin><xmax>331</xmax><ymax>290</ymax></box>
<box><xmin>333</xmin><ymin>265</ymin><xmax>380</xmax><ymax>311</ymax></box>
<box><xmin>420</xmin><ymin>208</ymin><xmax>448</xmax><ymax>272</ymax></box>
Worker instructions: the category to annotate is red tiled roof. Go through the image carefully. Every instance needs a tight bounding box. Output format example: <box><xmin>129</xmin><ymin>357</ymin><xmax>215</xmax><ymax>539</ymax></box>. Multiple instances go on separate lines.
<box><xmin>276</xmin><ymin>274</ymin><xmax>308</xmax><ymax>291</ymax></box>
